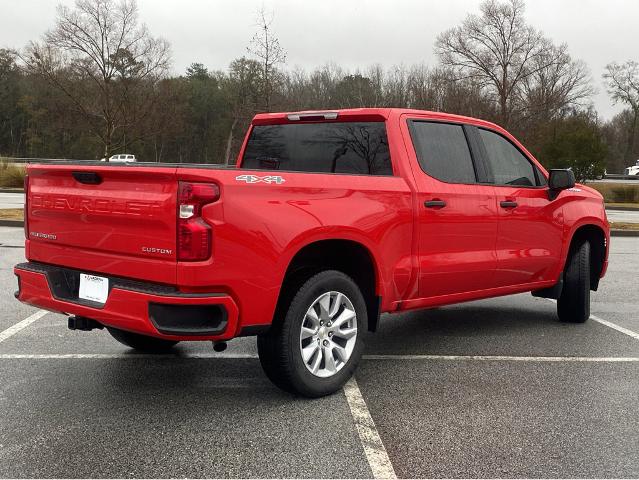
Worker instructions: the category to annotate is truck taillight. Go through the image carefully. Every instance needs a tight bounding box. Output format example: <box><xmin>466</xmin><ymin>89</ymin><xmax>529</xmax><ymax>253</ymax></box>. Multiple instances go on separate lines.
<box><xmin>24</xmin><ymin>174</ymin><xmax>29</xmax><ymax>239</ymax></box>
<box><xmin>177</xmin><ymin>181</ymin><xmax>219</xmax><ymax>261</ymax></box>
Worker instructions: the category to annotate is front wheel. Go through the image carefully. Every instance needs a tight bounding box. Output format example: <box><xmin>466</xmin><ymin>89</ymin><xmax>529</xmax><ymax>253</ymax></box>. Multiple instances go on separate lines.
<box><xmin>257</xmin><ymin>270</ymin><xmax>366</xmax><ymax>397</ymax></box>
<box><xmin>557</xmin><ymin>240</ymin><xmax>591</xmax><ymax>323</ymax></box>
<box><xmin>107</xmin><ymin>327</ymin><xmax>179</xmax><ymax>353</ymax></box>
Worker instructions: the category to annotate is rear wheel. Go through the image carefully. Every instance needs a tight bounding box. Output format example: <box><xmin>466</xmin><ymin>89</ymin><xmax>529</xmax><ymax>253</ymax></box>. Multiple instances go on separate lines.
<box><xmin>257</xmin><ymin>270</ymin><xmax>366</xmax><ymax>397</ymax></box>
<box><xmin>107</xmin><ymin>327</ymin><xmax>178</xmax><ymax>352</ymax></box>
<box><xmin>557</xmin><ymin>240</ymin><xmax>591</xmax><ymax>323</ymax></box>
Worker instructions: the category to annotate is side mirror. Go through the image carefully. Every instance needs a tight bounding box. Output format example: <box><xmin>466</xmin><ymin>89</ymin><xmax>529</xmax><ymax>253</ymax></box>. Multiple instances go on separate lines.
<box><xmin>548</xmin><ymin>169</ymin><xmax>576</xmax><ymax>200</ymax></box>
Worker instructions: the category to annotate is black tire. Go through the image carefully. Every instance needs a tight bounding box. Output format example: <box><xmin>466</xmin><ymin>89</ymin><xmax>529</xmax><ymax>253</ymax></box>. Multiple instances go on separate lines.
<box><xmin>257</xmin><ymin>270</ymin><xmax>367</xmax><ymax>398</ymax></box>
<box><xmin>107</xmin><ymin>327</ymin><xmax>179</xmax><ymax>352</ymax></box>
<box><xmin>557</xmin><ymin>240</ymin><xmax>591</xmax><ymax>323</ymax></box>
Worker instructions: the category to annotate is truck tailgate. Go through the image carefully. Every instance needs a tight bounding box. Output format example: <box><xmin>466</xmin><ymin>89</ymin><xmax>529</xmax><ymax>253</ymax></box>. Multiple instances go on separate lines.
<box><xmin>26</xmin><ymin>164</ymin><xmax>178</xmax><ymax>285</ymax></box>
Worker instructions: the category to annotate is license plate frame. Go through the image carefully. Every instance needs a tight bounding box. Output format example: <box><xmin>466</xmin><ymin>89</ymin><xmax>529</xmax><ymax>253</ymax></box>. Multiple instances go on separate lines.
<box><xmin>78</xmin><ymin>273</ymin><xmax>109</xmax><ymax>304</ymax></box>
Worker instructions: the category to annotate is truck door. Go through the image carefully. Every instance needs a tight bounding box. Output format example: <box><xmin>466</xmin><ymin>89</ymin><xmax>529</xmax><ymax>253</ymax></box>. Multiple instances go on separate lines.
<box><xmin>474</xmin><ymin>127</ymin><xmax>564</xmax><ymax>287</ymax></box>
<box><xmin>403</xmin><ymin>118</ymin><xmax>500</xmax><ymax>299</ymax></box>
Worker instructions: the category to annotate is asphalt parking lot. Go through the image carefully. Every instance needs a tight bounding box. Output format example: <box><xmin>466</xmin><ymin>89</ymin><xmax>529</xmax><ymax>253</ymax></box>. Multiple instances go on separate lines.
<box><xmin>1</xmin><ymin>225</ymin><xmax>638</xmax><ymax>478</ymax></box>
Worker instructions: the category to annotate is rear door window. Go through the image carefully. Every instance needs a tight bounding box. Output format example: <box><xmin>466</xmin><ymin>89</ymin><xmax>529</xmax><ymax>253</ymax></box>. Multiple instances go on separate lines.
<box><xmin>241</xmin><ymin>122</ymin><xmax>393</xmax><ymax>175</ymax></box>
<box><xmin>478</xmin><ymin>129</ymin><xmax>541</xmax><ymax>187</ymax></box>
<box><xmin>408</xmin><ymin>121</ymin><xmax>477</xmax><ymax>183</ymax></box>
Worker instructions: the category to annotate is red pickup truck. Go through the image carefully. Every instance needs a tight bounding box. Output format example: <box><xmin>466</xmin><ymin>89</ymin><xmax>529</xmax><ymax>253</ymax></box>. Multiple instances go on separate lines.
<box><xmin>15</xmin><ymin>108</ymin><xmax>610</xmax><ymax>397</ymax></box>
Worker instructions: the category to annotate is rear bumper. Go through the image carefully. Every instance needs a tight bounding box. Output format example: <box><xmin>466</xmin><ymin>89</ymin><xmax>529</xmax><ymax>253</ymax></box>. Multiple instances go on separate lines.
<box><xmin>14</xmin><ymin>262</ymin><xmax>240</xmax><ymax>341</ymax></box>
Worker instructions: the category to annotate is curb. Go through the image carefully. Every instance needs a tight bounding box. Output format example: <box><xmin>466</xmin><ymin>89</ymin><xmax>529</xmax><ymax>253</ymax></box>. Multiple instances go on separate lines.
<box><xmin>0</xmin><ymin>220</ymin><xmax>24</xmax><ymax>228</ymax></box>
<box><xmin>0</xmin><ymin>188</ymin><xmax>24</xmax><ymax>194</ymax></box>
<box><xmin>606</xmin><ymin>206</ymin><xmax>639</xmax><ymax>212</ymax></box>
<box><xmin>610</xmin><ymin>229</ymin><xmax>639</xmax><ymax>237</ymax></box>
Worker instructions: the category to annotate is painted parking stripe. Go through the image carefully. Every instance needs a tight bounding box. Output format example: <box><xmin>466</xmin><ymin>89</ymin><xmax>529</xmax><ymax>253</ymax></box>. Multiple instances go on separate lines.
<box><xmin>590</xmin><ymin>313</ymin><xmax>639</xmax><ymax>341</ymax></box>
<box><xmin>0</xmin><ymin>353</ymin><xmax>258</xmax><ymax>359</ymax></box>
<box><xmin>0</xmin><ymin>310</ymin><xmax>48</xmax><ymax>343</ymax></box>
<box><xmin>1</xmin><ymin>353</ymin><xmax>638</xmax><ymax>362</ymax></box>
<box><xmin>545</xmin><ymin>299</ymin><xmax>639</xmax><ymax>341</ymax></box>
<box><xmin>363</xmin><ymin>355</ymin><xmax>639</xmax><ymax>362</ymax></box>
<box><xmin>343</xmin><ymin>377</ymin><xmax>397</xmax><ymax>479</ymax></box>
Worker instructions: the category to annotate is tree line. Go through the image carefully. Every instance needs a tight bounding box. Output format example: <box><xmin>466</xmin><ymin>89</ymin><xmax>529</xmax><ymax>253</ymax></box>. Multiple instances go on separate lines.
<box><xmin>0</xmin><ymin>0</ymin><xmax>638</xmax><ymax>179</ymax></box>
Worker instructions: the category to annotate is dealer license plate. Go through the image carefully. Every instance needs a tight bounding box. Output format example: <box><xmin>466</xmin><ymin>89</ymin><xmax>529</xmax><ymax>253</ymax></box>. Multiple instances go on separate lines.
<box><xmin>78</xmin><ymin>273</ymin><xmax>109</xmax><ymax>304</ymax></box>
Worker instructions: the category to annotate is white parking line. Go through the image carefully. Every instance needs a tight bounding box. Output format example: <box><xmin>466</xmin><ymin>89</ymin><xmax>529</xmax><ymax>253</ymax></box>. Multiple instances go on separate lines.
<box><xmin>364</xmin><ymin>354</ymin><xmax>639</xmax><ymax>362</ymax></box>
<box><xmin>590</xmin><ymin>313</ymin><xmax>639</xmax><ymax>341</ymax></box>
<box><xmin>0</xmin><ymin>310</ymin><xmax>48</xmax><ymax>343</ymax></box>
<box><xmin>545</xmin><ymin>299</ymin><xmax>639</xmax><ymax>341</ymax></box>
<box><xmin>1</xmin><ymin>353</ymin><xmax>638</xmax><ymax>362</ymax></box>
<box><xmin>0</xmin><ymin>353</ymin><xmax>257</xmax><ymax>359</ymax></box>
<box><xmin>343</xmin><ymin>377</ymin><xmax>397</xmax><ymax>480</ymax></box>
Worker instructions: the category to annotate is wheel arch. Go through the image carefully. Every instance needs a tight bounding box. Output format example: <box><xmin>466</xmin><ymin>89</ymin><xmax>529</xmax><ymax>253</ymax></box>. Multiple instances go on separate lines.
<box><xmin>564</xmin><ymin>223</ymin><xmax>608</xmax><ymax>291</ymax></box>
<box><xmin>275</xmin><ymin>238</ymin><xmax>382</xmax><ymax>332</ymax></box>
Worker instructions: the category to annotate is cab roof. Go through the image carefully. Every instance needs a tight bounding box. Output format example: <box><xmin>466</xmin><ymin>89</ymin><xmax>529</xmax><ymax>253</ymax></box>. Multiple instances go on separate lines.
<box><xmin>252</xmin><ymin>108</ymin><xmax>503</xmax><ymax>131</ymax></box>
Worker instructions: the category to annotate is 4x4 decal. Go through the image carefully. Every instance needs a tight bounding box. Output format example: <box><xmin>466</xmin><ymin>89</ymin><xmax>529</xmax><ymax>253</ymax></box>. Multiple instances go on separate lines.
<box><xmin>235</xmin><ymin>174</ymin><xmax>285</xmax><ymax>184</ymax></box>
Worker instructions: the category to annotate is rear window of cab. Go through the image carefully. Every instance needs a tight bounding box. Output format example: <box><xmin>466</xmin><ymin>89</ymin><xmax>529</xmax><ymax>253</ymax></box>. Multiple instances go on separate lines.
<box><xmin>241</xmin><ymin>122</ymin><xmax>393</xmax><ymax>176</ymax></box>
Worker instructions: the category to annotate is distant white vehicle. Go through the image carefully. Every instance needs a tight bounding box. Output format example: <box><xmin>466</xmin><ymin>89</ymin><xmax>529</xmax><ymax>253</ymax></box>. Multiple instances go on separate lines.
<box><xmin>101</xmin><ymin>154</ymin><xmax>137</xmax><ymax>163</ymax></box>
<box><xmin>624</xmin><ymin>159</ymin><xmax>639</xmax><ymax>176</ymax></box>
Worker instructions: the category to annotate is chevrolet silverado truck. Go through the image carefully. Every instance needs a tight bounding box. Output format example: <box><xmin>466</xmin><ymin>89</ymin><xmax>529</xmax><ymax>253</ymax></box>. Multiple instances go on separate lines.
<box><xmin>14</xmin><ymin>108</ymin><xmax>610</xmax><ymax>397</ymax></box>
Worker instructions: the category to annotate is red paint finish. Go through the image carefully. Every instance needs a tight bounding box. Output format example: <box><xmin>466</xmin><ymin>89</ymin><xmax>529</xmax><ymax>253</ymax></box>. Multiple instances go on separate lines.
<box><xmin>174</xmin><ymin>167</ymin><xmax>414</xmax><ymax>329</ymax></box>
<box><xmin>15</xmin><ymin>267</ymin><xmax>239</xmax><ymax>341</ymax></box>
<box><xmin>397</xmin><ymin>114</ymin><xmax>500</xmax><ymax>296</ymax></box>
<box><xmin>26</xmin><ymin>165</ymin><xmax>178</xmax><ymax>284</ymax></box>
<box><xmin>492</xmin><ymin>185</ymin><xmax>564</xmax><ymax>287</ymax></box>
<box><xmin>15</xmin><ymin>108</ymin><xmax>610</xmax><ymax>341</ymax></box>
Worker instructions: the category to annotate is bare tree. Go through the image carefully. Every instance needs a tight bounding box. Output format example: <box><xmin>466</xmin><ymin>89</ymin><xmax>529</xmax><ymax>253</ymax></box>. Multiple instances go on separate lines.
<box><xmin>223</xmin><ymin>57</ymin><xmax>262</xmax><ymax>164</ymax></box>
<box><xmin>520</xmin><ymin>46</ymin><xmax>593</xmax><ymax>122</ymax></box>
<box><xmin>383</xmin><ymin>66</ymin><xmax>409</xmax><ymax>107</ymax></box>
<box><xmin>247</xmin><ymin>7</ymin><xmax>286</xmax><ymax>111</ymax></box>
<box><xmin>23</xmin><ymin>0</ymin><xmax>170</xmax><ymax>158</ymax></box>
<box><xmin>308</xmin><ymin>64</ymin><xmax>343</xmax><ymax>109</ymax></box>
<box><xmin>435</xmin><ymin>0</ymin><xmax>569</xmax><ymax>127</ymax></box>
<box><xmin>604</xmin><ymin>61</ymin><xmax>639</xmax><ymax>162</ymax></box>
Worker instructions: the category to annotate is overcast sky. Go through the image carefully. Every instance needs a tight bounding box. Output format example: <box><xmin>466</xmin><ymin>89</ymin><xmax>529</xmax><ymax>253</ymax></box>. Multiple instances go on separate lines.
<box><xmin>2</xmin><ymin>0</ymin><xmax>637</xmax><ymax>119</ymax></box>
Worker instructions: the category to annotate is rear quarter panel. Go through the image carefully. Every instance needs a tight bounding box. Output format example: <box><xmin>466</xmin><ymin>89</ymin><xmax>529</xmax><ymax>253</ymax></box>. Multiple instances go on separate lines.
<box><xmin>175</xmin><ymin>168</ymin><xmax>413</xmax><ymax>331</ymax></box>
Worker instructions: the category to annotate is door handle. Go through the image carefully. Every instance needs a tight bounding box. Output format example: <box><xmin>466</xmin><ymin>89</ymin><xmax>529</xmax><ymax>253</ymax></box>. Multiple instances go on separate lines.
<box><xmin>424</xmin><ymin>199</ymin><xmax>446</xmax><ymax>208</ymax></box>
<box><xmin>500</xmin><ymin>200</ymin><xmax>518</xmax><ymax>208</ymax></box>
<box><xmin>72</xmin><ymin>171</ymin><xmax>102</xmax><ymax>185</ymax></box>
